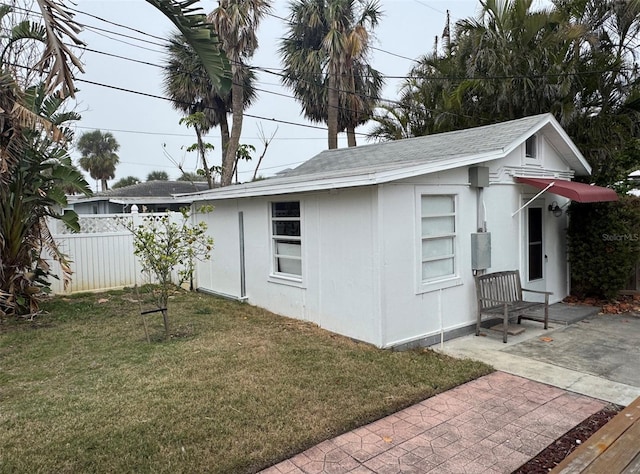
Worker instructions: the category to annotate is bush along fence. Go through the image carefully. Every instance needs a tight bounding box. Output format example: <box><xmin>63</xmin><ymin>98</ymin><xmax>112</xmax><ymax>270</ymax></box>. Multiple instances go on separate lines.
<box><xmin>48</xmin><ymin>212</ymin><xmax>185</xmax><ymax>294</ymax></box>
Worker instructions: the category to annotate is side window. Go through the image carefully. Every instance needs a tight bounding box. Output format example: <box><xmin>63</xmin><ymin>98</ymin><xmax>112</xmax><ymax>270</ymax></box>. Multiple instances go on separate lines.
<box><xmin>271</xmin><ymin>201</ymin><xmax>302</xmax><ymax>278</ymax></box>
<box><xmin>526</xmin><ymin>135</ymin><xmax>537</xmax><ymax>159</ymax></box>
<box><xmin>421</xmin><ymin>195</ymin><xmax>456</xmax><ymax>281</ymax></box>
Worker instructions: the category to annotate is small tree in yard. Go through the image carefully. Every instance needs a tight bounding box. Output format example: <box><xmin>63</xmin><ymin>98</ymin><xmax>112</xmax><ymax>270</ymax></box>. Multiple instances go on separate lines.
<box><xmin>122</xmin><ymin>207</ymin><xmax>214</xmax><ymax>339</ymax></box>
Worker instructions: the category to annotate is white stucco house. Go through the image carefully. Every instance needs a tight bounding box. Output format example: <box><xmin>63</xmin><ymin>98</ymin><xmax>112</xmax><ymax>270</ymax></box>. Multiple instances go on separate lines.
<box><xmin>183</xmin><ymin>113</ymin><xmax>617</xmax><ymax>348</ymax></box>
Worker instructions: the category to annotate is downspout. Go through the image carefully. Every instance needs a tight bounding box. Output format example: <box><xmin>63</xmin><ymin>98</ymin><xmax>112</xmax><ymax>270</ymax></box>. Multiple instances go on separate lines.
<box><xmin>477</xmin><ymin>187</ymin><xmax>486</xmax><ymax>233</ymax></box>
<box><xmin>438</xmin><ymin>289</ymin><xmax>444</xmax><ymax>349</ymax></box>
<box><xmin>238</xmin><ymin>211</ymin><xmax>246</xmax><ymax>299</ymax></box>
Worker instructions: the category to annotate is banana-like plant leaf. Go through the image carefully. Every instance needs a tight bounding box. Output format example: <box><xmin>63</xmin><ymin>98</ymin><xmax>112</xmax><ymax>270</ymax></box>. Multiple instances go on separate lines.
<box><xmin>59</xmin><ymin>209</ymin><xmax>80</xmax><ymax>233</ymax></box>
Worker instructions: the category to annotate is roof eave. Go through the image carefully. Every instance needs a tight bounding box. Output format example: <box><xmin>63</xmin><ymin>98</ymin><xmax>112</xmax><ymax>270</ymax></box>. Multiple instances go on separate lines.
<box><xmin>184</xmin><ymin>150</ymin><xmax>506</xmax><ymax>202</ymax></box>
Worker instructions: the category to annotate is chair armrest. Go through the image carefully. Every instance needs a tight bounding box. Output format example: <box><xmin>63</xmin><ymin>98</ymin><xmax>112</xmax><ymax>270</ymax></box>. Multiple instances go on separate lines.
<box><xmin>521</xmin><ymin>288</ymin><xmax>553</xmax><ymax>296</ymax></box>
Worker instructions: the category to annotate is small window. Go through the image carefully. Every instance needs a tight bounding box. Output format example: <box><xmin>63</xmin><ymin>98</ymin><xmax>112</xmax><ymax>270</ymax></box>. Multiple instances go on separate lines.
<box><xmin>421</xmin><ymin>195</ymin><xmax>456</xmax><ymax>281</ymax></box>
<box><xmin>271</xmin><ymin>201</ymin><xmax>302</xmax><ymax>277</ymax></box>
<box><xmin>526</xmin><ymin>135</ymin><xmax>537</xmax><ymax>158</ymax></box>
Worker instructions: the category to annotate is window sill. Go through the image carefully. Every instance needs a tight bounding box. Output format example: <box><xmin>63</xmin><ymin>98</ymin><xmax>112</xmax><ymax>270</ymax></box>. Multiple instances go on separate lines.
<box><xmin>417</xmin><ymin>276</ymin><xmax>463</xmax><ymax>294</ymax></box>
<box><xmin>268</xmin><ymin>274</ymin><xmax>305</xmax><ymax>288</ymax></box>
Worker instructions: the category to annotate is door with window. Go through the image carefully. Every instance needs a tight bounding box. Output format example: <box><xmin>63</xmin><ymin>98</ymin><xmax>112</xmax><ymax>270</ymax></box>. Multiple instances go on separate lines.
<box><xmin>523</xmin><ymin>199</ymin><xmax>547</xmax><ymax>300</ymax></box>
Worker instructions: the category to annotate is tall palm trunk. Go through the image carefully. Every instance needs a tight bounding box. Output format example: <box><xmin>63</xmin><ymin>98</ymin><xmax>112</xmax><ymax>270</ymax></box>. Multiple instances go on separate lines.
<box><xmin>347</xmin><ymin>126</ymin><xmax>356</xmax><ymax>147</ymax></box>
<box><xmin>327</xmin><ymin>69</ymin><xmax>339</xmax><ymax>149</ymax></box>
<box><xmin>217</xmin><ymin>105</ymin><xmax>230</xmax><ymax>163</ymax></box>
<box><xmin>222</xmin><ymin>70</ymin><xmax>244</xmax><ymax>186</ymax></box>
<box><xmin>195</xmin><ymin>125</ymin><xmax>213</xmax><ymax>188</ymax></box>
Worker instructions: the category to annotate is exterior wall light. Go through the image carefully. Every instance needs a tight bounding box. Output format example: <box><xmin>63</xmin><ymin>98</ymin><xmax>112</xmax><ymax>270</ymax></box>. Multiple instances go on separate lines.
<box><xmin>548</xmin><ymin>201</ymin><xmax>563</xmax><ymax>217</ymax></box>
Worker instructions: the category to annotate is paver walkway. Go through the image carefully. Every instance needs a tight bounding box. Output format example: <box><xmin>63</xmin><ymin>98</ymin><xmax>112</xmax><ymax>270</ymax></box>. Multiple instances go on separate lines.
<box><xmin>261</xmin><ymin>372</ymin><xmax>606</xmax><ymax>474</ymax></box>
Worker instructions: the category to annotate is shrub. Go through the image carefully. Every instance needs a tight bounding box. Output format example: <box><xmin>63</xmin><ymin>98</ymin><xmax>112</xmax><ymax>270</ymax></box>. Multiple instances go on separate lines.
<box><xmin>567</xmin><ymin>195</ymin><xmax>640</xmax><ymax>299</ymax></box>
<box><xmin>121</xmin><ymin>208</ymin><xmax>214</xmax><ymax>338</ymax></box>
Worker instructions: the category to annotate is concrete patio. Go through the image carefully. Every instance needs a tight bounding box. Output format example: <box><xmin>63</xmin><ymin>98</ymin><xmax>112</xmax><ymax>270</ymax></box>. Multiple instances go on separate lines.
<box><xmin>261</xmin><ymin>304</ymin><xmax>640</xmax><ymax>473</ymax></box>
<box><xmin>261</xmin><ymin>372</ymin><xmax>606</xmax><ymax>474</ymax></box>
<box><xmin>439</xmin><ymin>304</ymin><xmax>640</xmax><ymax>406</ymax></box>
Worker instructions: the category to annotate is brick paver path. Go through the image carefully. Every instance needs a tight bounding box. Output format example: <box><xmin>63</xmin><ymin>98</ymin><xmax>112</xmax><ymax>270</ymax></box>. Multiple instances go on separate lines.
<box><xmin>261</xmin><ymin>371</ymin><xmax>607</xmax><ymax>474</ymax></box>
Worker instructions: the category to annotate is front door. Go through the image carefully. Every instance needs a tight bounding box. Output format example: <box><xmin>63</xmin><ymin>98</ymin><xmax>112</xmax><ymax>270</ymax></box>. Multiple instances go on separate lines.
<box><xmin>522</xmin><ymin>199</ymin><xmax>547</xmax><ymax>301</ymax></box>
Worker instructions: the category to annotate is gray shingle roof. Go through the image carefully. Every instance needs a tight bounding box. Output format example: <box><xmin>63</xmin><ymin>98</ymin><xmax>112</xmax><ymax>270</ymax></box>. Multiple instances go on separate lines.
<box><xmin>284</xmin><ymin>114</ymin><xmax>549</xmax><ymax>178</ymax></box>
<box><xmin>99</xmin><ymin>181</ymin><xmax>209</xmax><ymax>198</ymax></box>
<box><xmin>182</xmin><ymin>113</ymin><xmax>589</xmax><ymax>202</ymax></box>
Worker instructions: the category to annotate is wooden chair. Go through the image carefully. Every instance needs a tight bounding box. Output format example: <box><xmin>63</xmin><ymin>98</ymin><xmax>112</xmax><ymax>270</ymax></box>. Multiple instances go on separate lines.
<box><xmin>475</xmin><ymin>270</ymin><xmax>551</xmax><ymax>343</ymax></box>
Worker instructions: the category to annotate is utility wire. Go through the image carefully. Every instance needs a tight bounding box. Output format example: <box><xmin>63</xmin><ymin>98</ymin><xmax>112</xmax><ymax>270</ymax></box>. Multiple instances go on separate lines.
<box><xmin>72</xmin><ymin>124</ymin><xmax>325</xmax><ymax>140</ymax></box>
<box><xmin>8</xmin><ymin>3</ymin><xmax>629</xmax><ymax>138</ymax></box>
<box><xmin>411</xmin><ymin>0</ymin><xmax>447</xmax><ymax>15</ymax></box>
<box><xmin>75</xmin><ymin>77</ymin><xmax>370</xmax><ymax>136</ymax></box>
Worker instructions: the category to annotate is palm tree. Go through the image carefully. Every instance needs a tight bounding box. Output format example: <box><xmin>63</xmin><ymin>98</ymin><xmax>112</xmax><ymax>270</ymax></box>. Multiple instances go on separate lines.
<box><xmin>77</xmin><ymin>130</ymin><xmax>120</xmax><ymax>192</ymax></box>
<box><xmin>113</xmin><ymin>176</ymin><xmax>141</xmax><ymax>189</ymax></box>
<box><xmin>177</xmin><ymin>171</ymin><xmax>207</xmax><ymax>182</ymax></box>
<box><xmin>452</xmin><ymin>0</ymin><xmax>582</xmax><ymax>123</ymax></box>
<box><xmin>280</xmin><ymin>0</ymin><xmax>382</xmax><ymax>149</ymax></box>
<box><xmin>208</xmin><ymin>0</ymin><xmax>272</xmax><ymax>186</ymax></box>
<box><xmin>147</xmin><ymin>170</ymin><xmax>169</xmax><ymax>181</ymax></box>
<box><xmin>340</xmin><ymin>61</ymin><xmax>384</xmax><ymax>146</ymax></box>
<box><xmin>372</xmin><ymin>0</ymin><xmax>583</xmax><ymax>139</ymax></box>
<box><xmin>368</xmin><ymin>101</ymin><xmax>416</xmax><ymax>141</ymax></box>
<box><xmin>162</xmin><ymin>32</ymin><xmax>256</xmax><ymax>188</ymax></box>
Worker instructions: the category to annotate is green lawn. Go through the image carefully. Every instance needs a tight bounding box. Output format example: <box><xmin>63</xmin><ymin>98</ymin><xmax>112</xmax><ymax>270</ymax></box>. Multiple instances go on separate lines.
<box><xmin>0</xmin><ymin>288</ymin><xmax>492</xmax><ymax>473</ymax></box>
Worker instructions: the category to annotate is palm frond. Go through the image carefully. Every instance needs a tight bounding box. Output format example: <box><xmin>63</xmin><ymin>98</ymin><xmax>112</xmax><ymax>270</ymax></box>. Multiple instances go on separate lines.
<box><xmin>38</xmin><ymin>216</ymin><xmax>73</xmax><ymax>289</ymax></box>
<box><xmin>147</xmin><ymin>0</ymin><xmax>231</xmax><ymax>94</ymax></box>
<box><xmin>34</xmin><ymin>0</ymin><xmax>85</xmax><ymax>98</ymax></box>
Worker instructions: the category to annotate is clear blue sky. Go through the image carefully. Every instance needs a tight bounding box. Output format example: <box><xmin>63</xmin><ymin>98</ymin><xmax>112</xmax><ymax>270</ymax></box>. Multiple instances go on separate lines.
<box><xmin>70</xmin><ymin>0</ymin><xmax>495</xmax><ymax>187</ymax></box>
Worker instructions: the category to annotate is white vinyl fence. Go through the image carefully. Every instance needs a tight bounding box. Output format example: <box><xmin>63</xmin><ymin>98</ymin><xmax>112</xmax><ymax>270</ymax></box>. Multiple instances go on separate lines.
<box><xmin>49</xmin><ymin>212</ymin><xmax>183</xmax><ymax>294</ymax></box>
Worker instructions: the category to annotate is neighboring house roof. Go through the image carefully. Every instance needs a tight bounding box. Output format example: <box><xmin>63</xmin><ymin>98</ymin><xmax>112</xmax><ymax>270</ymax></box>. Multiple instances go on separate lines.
<box><xmin>101</xmin><ymin>180</ymin><xmax>209</xmax><ymax>198</ymax></box>
<box><xmin>179</xmin><ymin>113</ymin><xmax>591</xmax><ymax>202</ymax></box>
<box><xmin>71</xmin><ymin>181</ymin><xmax>210</xmax><ymax>205</ymax></box>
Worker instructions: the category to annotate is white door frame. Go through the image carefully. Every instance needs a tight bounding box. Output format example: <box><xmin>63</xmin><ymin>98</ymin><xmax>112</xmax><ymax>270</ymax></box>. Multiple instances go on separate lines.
<box><xmin>521</xmin><ymin>197</ymin><xmax>547</xmax><ymax>300</ymax></box>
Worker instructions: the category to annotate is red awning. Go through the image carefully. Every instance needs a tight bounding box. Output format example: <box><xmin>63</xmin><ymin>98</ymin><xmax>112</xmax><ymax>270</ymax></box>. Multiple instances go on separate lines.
<box><xmin>515</xmin><ymin>177</ymin><xmax>618</xmax><ymax>203</ymax></box>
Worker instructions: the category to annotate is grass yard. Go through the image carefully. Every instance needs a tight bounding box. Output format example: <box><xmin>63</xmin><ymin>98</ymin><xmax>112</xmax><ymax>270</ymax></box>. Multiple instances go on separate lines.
<box><xmin>0</xmin><ymin>288</ymin><xmax>492</xmax><ymax>473</ymax></box>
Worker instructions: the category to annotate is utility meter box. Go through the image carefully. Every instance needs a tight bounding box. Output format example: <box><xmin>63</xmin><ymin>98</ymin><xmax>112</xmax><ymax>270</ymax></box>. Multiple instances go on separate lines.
<box><xmin>471</xmin><ymin>232</ymin><xmax>491</xmax><ymax>270</ymax></box>
<box><xmin>469</xmin><ymin>166</ymin><xmax>490</xmax><ymax>188</ymax></box>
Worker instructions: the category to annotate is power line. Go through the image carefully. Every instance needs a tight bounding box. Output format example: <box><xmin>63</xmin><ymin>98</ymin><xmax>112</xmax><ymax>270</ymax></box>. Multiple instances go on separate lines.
<box><xmin>75</xmin><ymin>77</ymin><xmax>369</xmax><ymax>136</ymax></box>
<box><xmin>82</xmin><ymin>27</ymin><xmax>166</xmax><ymax>54</ymax></box>
<box><xmin>72</xmin><ymin>124</ymin><xmax>326</xmax><ymax>140</ymax></box>
<box><xmin>370</xmin><ymin>46</ymin><xmax>418</xmax><ymax>63</ymax></box>
<box><xmin>56</xmin><ymin>40</ymin><xmax>635</xmax><ymax>85</ymax></box>
<box><xmin>78</xmin><ymin>3</ymin><xmax>422</xmax><ymax>68</ymax></box>
<box><xmin>411</xmin><ymin>0</ymin><xmax>447</xmax><ymax>15</ymax></box>
<box><xmin>80</xmin><ymin>22</ymin><xmax>166</xmax><ymax>49</ymax></box>
<box><xmin>68</xmin><ymin>40</ymin><xmax>406</xmax><ymax>112</ymax></box>
<box><xmin>9</xmin><ymin>3</ymin><xmax>629</xmax><ymax>140</ymax></box>
<box><xmin>68</xmin><ymin>5</ymin><xmax>169</xmax><ymax>44</ymax></box>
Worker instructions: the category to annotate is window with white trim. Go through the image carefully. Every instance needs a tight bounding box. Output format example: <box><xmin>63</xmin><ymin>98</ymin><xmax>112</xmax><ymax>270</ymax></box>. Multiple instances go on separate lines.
<box><xmin>421</xmin><ymin>195</ymin><xmax>456</xmax><ymax>281</ymax></box>
<box><xmin>271</xmin><ymin>201</ymin><xmax>302</xmax><ymax>277</ymax></box>
<box><xmin>525</xmin><ymin>135</ymin><xmax>537</xmax><ymax>158</ymax></box>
